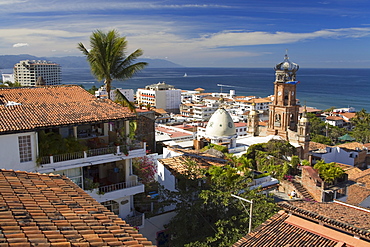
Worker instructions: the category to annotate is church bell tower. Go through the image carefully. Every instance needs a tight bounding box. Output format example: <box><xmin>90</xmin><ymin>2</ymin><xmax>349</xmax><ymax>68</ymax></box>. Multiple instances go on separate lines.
<box><xmin>267</xmin><ymin>52</ymin><xmax>300</xmax><ymax>139</ymax></box>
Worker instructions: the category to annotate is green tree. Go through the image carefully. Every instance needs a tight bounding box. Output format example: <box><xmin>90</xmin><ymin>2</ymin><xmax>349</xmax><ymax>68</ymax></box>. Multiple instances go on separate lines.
<box><xmin>307</xmin><ymin>112</ymin><xmax>326</xmax><ymax>137</ymax></box>
<box><xmin>2</xmin><ymin>81</ymin><xmax>22</xmax><ymax>87</ymax></box>
<box><xmin>87</xmin><ymin>85</ymin><xmax>99</xmax><ymax>95</ymax></box>
<box><xmin>311</xmin><ymin>134</ymin><xmax>332</xmax><ymax>145</ymax></box>
<box><xmin>351</xmin><ymin>109</ymin><xmax>370</xmax><ymax>143</ymax></box>
<box><xmin>313</xmin><ymin>160</ymin><xmax>345</xmax><ymax>184</ymax></box>
<box><xmin>114</xmin><ymin>89</ymin><xmax>136</xmax><ymax>113</ymax></box>
<box><xmin>243</xmin><ymin>139</ymin><xmax>295</xmax><ymax>176</ymax></box>
<box><xmin>328</xmin><ymin>125</ymin><xmax>347</xmax><ymax>144</ymax></box>
<box><xmin>165</xmin><ymin>163</ymin><xmax>278</xmax><ymax>246</ymax></box>
<box><xmin>78</xmin><ymin>29</ymin><xmax>147</xmax><ymax>99</ymax></box>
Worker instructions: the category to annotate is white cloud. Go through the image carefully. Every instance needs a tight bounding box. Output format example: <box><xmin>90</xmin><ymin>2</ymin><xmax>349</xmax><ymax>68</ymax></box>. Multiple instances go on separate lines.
<box><xmin>13</xmin><ymin>43</ymin><xmax>29</xmax><ymax>48</ymax></box>
<box><xmin>194</xmin><ymin>27</ymin><xmax>370</xmax><ymax>48</ymax></box>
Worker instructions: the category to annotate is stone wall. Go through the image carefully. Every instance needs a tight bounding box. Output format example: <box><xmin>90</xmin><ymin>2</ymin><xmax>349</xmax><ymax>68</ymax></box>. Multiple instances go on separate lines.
<box><xmin>301</xmin><ymin>167</ymin><xmax>323</xmax><ymax>202</ymax></box>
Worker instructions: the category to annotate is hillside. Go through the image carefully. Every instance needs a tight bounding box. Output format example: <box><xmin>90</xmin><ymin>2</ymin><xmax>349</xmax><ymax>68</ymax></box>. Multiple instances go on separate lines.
<box><xmin>0</xmin><ymin>55</ymin><xmax>183</xmax><ymax>69</ymax></box>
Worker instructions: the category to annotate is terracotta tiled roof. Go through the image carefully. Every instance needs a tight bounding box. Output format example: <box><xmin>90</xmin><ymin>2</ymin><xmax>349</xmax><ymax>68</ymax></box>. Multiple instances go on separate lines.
<box><xmin>234</xmin><ymin>122</ymin><xmax>247</xmax><ymax>127</ymax></box>
<box><xmin>344</xmin><ymin>169</ymin><xmax>370</xmax><ymax>207</ymax></box>
<box><xmin>348</xmin><ymin>168</ymin><xmax>370</xmax><ymax>181</ymax></box>
<box><xmin>235</xmin><ymin>200</ymin><xmax>370</xmax><ymax>246</ymax></box>
<box><xmin>0</xmin><ymin>169</ymin><xmax>155</xmax><ymax>246</ymax></box>
<box><xmin>233</xmin><ymin>210</ymin><xmax>339</xmax><ymax>247</ymax></box>
<box><xmin>326</xmin><ymin>116</ymin><xmax>344</xmax><ymax>121</ymax></box>
<box><xmin>355</xmin><ymin>169</ymin><xmax>370</xmax><ymax>189</ymax></box>
<box><xmin>344</xmin><ymin>166</ymin><xmax>363</xmax><ymax>180</ymax></box>
<box><xmin>340</xmin><ymin>112</ymin><xmax>356</xmax><ymax>119</ymax></box>
<box><xmin>337</xmin><ymin>142</ymin><xmax>366</xmax><ymax>151</ymax></box>
<box><xmin>309</xmin><ymin>141</ymin><xmax>329</xmax><ymax>151</ymax></box>
<box><xmin>152</xmin><ymin>108</ymin><xmax>168</xmax><ymax>115</ymax></box>
<box><xmin>0</xmin><ymin>85</ymin><xmax>135</xmax><ymax>134</ymax></box>
<box><xmin>301</xmin><ymin>166</ymin><xmax>322</xmax><ymax>183</ymax></box>
<box><xmin>346</xmin><ymin>184</ymin><xmax>370</xmax><ymax>206</ymax></box>
<box><xmin>280</xmin><ymin>201</ymin><xmax>370</xmax><ymax>235</ymax></box>
<box><xmin>299</xmin><ymin>106</ymin><xmax>322</xmax><ymax>113</ymax></box>
<box><xmin>159</xmin><ymin>148</ymin><xmax>226</xmax><ymax>177</ymax></box>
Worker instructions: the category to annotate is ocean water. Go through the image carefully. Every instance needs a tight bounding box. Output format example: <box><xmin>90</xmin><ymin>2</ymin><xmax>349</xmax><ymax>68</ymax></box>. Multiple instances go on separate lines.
<box><xmin>1</xmin><ymin>66</ymin><xmax>366</xmax><ymax>111</ymax></box>
<box><xmin>61</xmin><ymin>67</ymin><xmax>370</xmax><ymax>112</ymax></box>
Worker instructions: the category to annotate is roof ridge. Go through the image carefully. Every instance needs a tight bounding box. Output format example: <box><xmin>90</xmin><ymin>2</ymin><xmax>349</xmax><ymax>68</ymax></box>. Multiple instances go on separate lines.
<box><xmin>278</xmin><ymin>201</ymin><xmax>370</xmax><ymax>239</ymax></box>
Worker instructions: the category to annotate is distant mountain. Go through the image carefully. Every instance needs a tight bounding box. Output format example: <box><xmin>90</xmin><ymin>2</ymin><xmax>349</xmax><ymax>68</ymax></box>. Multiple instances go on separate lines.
<box><xmin>0</xmin><ymin>55</ymin><xmax>183</xmax><ymax>69</ymax></box>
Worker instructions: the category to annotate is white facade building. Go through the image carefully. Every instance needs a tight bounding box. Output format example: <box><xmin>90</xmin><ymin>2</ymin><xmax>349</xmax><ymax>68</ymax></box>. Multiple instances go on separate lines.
<box><xmin>2</xmin><ymin>74</ymin><xmax>14</xmax><ymax>84</ymax></box>
<box><xmin>14</xmin><ymin>60</ymin><xmax>61</xmax><ymax>86</ymax></box>
<box><xmin>0</xmin><ymin>85</ymin><xmax>146</xmax><ymax>225</ymax></box>
<box><xmin>95</xmin><ymin>87</ymin><xmax>134</xmax><ymax>102</ymax></box>
<box><xmin>137</xmin><ymin>82</ymin><xmax>181</xmax><ymax>113</ymax></box>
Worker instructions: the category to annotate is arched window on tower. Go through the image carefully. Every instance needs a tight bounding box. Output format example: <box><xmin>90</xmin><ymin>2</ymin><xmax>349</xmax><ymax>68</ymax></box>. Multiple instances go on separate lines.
<box><xmin>290</xmin><ymin>114</ymin><xmax>296</xmax><ymax>130</ymax></box>
<box><xmin>274</xmin><ymin>114</ymin><xmax>281</xmax><ymax>127</ymax></box>
<box><xmin>284</xmin><ymin>90</ymin><xmax>289</xmax><ymax>105</ymax></box>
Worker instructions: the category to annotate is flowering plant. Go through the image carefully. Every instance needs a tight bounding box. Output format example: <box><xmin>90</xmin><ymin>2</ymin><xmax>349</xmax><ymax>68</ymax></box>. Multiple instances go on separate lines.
<box><xmin>133</xmin><ymin>156</ymin><xmax>157</xmax><ymax>185</ymax></box>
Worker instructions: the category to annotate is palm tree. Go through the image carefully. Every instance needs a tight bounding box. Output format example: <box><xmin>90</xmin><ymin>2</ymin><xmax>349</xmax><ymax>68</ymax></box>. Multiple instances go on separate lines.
<box><xmin>78</xmin><ymin>29</ymin><xmax>147</xmax><ymax>99</ymax></box>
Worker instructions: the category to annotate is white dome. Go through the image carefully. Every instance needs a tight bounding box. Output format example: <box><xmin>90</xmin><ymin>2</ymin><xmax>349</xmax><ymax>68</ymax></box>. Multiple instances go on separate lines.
<box><xmin>300</xmin><ymin>116</ymin><xmax>308</xmax><ymax>123</ymax></box>
<box><xmin>205</xmin><ymin>108</ymin><xmax>236</xmax><ymax>137</ymax></box>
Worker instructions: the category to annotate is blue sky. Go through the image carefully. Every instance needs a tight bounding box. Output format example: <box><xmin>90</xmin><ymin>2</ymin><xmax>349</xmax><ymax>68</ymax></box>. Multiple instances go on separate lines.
<box><xmin>1</xmin><ymin>0</ymin><xmax>370</xmax><ymax>67</ymax></box>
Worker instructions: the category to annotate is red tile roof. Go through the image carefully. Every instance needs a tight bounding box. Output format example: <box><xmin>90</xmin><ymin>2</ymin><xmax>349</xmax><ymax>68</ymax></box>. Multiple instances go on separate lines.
<box><xmin>0</xmin><ymin>169</ymin><xmax>154</xmax><ymax>246</ymax></box>
<box><xmin>326</xmin><ymin>116</ymin><xmax>344</xmax><ymax>121</ymax></box>
<box><xmin>159</xmin><ymin>148</ymin><xmax>226</xmax><ymax>177</ymax></box>
<box><xmin>309</xmin><ymin>141</ymin><xmax>329</xmax><ymax>151</ymax></box>
<box><xmin>0</xmin><ymin>85</ymin><xmax>135</xmax><ymax>134</ymax></box>
<box><xmin>281</xmin><ymin>201</ymin><xmax>370</xmax><ymax>235</ymax></box>
<box><xmin>234</xmin><ymin>201</ymin><xmax>370</xmax><ymax>246</ymax></box>
<box><xmin>233</xmin><ymin>210</ymin><xmax>339</xmax><ymax>247</ymax></box>
<box><xmin>234</xmin><ymin>122</ymin><xmax>247</xmax><ymax>127</ymax></box>
<box><xmin>337</xmin><ymin>142</ymin><xmax>366</xmax><ymax>151</ymax></box>
<box><xmin>346</xmin><ymin>184</ymin><xmax>370</xmax><ymax>206</ymax></box>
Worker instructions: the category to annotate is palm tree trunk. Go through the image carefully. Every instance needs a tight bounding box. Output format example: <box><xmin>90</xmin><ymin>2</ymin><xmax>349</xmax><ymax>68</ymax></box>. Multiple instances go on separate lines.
<box><xmin>104</xmin><ymin>79</ymin><xmax>112</xmax><ymax>99</ymax></box>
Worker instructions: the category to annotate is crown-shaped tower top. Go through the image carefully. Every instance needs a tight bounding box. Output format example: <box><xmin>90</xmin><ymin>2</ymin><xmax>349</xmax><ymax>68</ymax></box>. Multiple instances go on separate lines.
<box><xmin>274</xmin><ymin>51</ymin><xmax>299</xmax><ymax>83</ymax></box>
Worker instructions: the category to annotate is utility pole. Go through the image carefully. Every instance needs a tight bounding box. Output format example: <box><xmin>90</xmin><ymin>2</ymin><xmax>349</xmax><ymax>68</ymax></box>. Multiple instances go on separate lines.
<box><xmin>231</xmin><ymin>194</ymin><xmax>254</xmax><ymax>233</ymax></box>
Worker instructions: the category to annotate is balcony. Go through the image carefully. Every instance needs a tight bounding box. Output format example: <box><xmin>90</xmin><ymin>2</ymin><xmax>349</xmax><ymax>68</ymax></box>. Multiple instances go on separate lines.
<box><xmin>124</xmin><ymin>211</ymin><xmax>145</xmax><ymax>227</ymax></box>
<box><xmin>37</xmin><ymin>141</ymin><xmax>146</xmax><ymax>172</ymax></box>
<box><xmin>87</xmin><ymin>175</ymin><xmax>145</xmax><ymax>202</ymax></box>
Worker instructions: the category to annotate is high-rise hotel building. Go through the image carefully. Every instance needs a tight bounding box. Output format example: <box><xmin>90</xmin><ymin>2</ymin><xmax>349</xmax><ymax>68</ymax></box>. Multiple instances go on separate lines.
<box><xmin>136</xmin><ymin>82</ymin><xmax>182</xmax><ymax>113</ymax></box>
<box><xmin>14</xmin><ymin>60</ymin><xmax>61</xmax><ymax>86</ymax></box>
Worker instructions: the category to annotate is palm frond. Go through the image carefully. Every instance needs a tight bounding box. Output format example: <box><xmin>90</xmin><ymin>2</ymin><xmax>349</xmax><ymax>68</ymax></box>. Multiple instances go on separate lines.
<box><xmin>114</xmin><ymin>89</ymin><xmax>137</xmax><ymax>114</ymax></box>
<box><xmin>78</xmin><ymin>29</ymin><xmax>147</xmax><ymax>99</ymax></box>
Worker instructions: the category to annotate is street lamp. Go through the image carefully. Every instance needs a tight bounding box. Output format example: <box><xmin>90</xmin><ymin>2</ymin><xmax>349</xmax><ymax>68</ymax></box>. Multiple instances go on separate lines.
<box><xmin>231</xmin><ymin>194</ymin><xmax>253</xmax><ymax>233</ymax></box>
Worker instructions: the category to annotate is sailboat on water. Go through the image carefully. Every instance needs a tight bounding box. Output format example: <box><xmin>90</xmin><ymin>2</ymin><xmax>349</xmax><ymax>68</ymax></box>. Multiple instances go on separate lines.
<box><xmin>183</xmin><ymin>73</ymin><xmax>187</xmax><ymax>77</ymax></box>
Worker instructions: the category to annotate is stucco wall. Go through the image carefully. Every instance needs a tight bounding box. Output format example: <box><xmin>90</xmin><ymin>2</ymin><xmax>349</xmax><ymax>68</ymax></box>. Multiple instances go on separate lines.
<box><xmin>0</xmin><ymin>132</ymin><xmax>37</xmax><ymax>171</ymax></box>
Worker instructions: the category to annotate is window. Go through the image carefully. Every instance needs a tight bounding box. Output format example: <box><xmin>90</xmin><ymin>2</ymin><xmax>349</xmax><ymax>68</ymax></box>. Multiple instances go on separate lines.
<box><xmin>18</xmin><ymin>135</ymin><xmax>32</xmax><ymax>162</ymax></box>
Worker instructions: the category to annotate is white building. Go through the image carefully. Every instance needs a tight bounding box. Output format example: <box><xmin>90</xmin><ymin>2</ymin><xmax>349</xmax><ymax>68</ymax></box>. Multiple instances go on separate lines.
<box><xmin>14</xmin><ymin>60</ymin><xmax>61</xmax><ymax>86</ymax></box>
<box><xmin>201</xmin><ymin>107</ymin><xmax>237</xmax><ymax>149</ymax></box>
<box><xmin>95</xmin><ymin>87</ymin><xmax>134</xmax><ymax>102</ymax></box>
<box><xmin>2</xmin><ymin>74</ymin><xmax>14</xmax><ymax>84</ymax></box>
<box><xmin>309</xmin><ymin>142</ymin><xmax>368</xmax><ymax>168</ymax></box>
<box><xmin>137</xmin><ymin>82</ymin><xmax>181</xmax><ymax>113</ymax></box>
<box><xmin>0</xmin><ymin>85</ymin><xmax>146</xmax><ymax>224</ymax></box>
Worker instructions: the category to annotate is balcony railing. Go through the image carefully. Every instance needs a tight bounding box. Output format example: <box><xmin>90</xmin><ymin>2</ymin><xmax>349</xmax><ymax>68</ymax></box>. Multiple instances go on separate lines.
<box><xmin>39</xmin><ymin>141</ymin><xmax>146</xmax><ymax>165</ymax></box>
<box><xmin>98</xmin><ymin>180</ymin><xmax>141</xmax><ymax>194</ymax></box>
<box><xmin>124</xmin><ymin>211</ymin><xmax>144</xmax><ymax>227</ymax></box>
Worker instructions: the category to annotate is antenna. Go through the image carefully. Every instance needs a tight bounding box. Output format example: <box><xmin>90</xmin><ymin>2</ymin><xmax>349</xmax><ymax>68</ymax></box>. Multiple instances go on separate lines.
<box><xmin>217</xmin><ymin>84</ymin><xmax>235</xmax><ymax>93</ymax></box>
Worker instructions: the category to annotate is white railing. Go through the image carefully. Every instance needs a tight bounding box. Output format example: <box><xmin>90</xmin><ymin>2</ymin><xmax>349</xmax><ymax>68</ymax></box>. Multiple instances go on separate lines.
<box><xmin>87</xmin><ymin>146</ymin><xmax>116</xmax><ymax>157</ymax></box>
<box><xmin>98</xmin><ymin>180</ymin><xmax>141</xmax><ymax>194</ymax></box>
<box><xmin>53</xmin><ymin>151</ymin><xmax>85</xmax><ymax>163</ymax></box>
<box><xmin>39</xmin><ymin>141</ymin><xmax>145</xmax><ymax>165</ymax></box>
